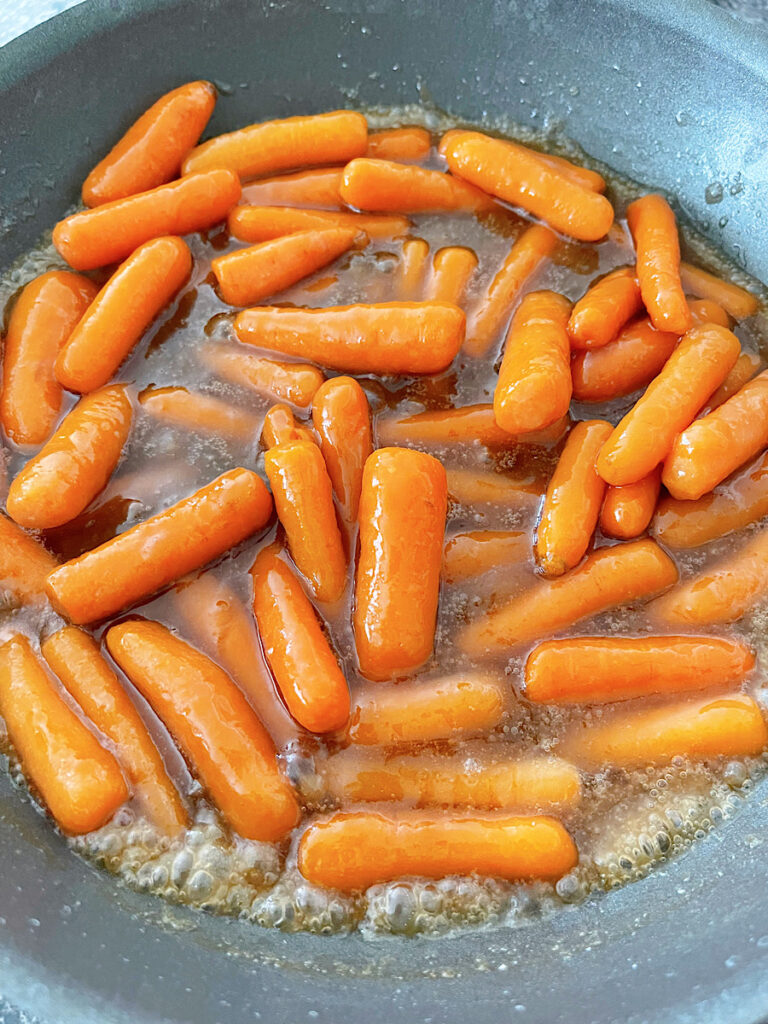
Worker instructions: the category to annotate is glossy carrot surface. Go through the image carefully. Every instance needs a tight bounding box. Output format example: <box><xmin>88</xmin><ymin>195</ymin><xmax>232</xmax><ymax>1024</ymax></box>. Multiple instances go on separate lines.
<box><xmin>312</xmin><ymin>376</ymin><xmax>372</xmax><ymax>520</ymax></box>
<box><xmin>139</xmin><ymin>386</ymin><xmax>260</xmax><ymax>443</ymax></box>
<box><xmin>443</xmin><ymin>530</ymin><xmax>529</xmax><ymax>583</ymax></box>
<box><xmin>340</xmin><ymin>158</ymin><xmax>492</xmax><ymax>213</ymax></box>
<box><xmin>599</xmin><ymin>468</ymin><xmax>661</xmax><ymax>540</ymax></box>
<box><xmin>567</xmin><ymin>267</ymin><xmax>642</xmax><ymax>349</ymax></box>
<box><xmin>366</xmin><ymin>126</ymin><xmax>431</xmax><ymax>161</ymax></box>
<box><xmin>627</xmin><ymin>194</ymin><xmax>690</xmax><ymax>334</ymax></box>
<box><xmin>240</xmin><ymin>167</ymin><xmax>345</xmax><ymax>209</ymax></box>
<box><xmin>0</xmin><ymin>513</ymin><xmax>58</xmax><ymax>606</ymax></box>
<box><xmin>228</xmin><ymin>204</ymin><xmax>409</xmax><ymax>241</ymax></box>
<box><xmin>201</xmin><ymin>346</ymin><xmax>324</xmax><ymax>408</ymax></box>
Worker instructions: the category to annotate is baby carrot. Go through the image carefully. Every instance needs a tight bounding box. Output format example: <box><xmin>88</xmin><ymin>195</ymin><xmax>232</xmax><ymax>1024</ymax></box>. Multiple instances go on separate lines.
<box><xmin>493</xmin><ymin>290</ymin><xmax>572</xmax><ymax>435</ymax></box>
<box><xmin>627</xmin><ymin>194</ymin><xmax>690</xmax><ymax>334</ymax></box>
<box><xmin>535</xmin><ymin>420</ymin><xmax>613</xmax><ymax>576</ymax></box>
<box><xmin>7</xmin><ymin>385</ymin><xmax>132</xmax><ymax>531</ymax></box>
<box><xmin>340</xmin><ymin>158</ymin><xmax>492</xmax><ymax>213</ymax></box>
<box><xmin>525</xmin><ymin>635</ymin><xmax>754</xmax><ymax>704</ymax></box>
<box><xmin>426</xmin><ymin>246</ymin><xmax>478</xmax><ymax>305</ymax></box>
<box><xmin>0</xmin><ymin>272</ymin><xmax>98</xmax><ymax>446</ymax></box>
<box><xmin>82</xmin><ymin>80</ymin><xmax>217</xmax><ymax>206</ymax></box>
<box><xmin>262</xmin><ymin>404</ymin><xmax>316</xmax><ymax>448</ymax></box>
<box><xmin>687</xmin><ymin>297</ymin><xmax>732</xmax><ymax>328</ymax></box>
<box><xmin>567</xmin><ymin>267</ymin><xmax>642</xmax><ymax>349</ymax></box>
<box><xmin>443</xmin><ymin>530</ymin><xmax>529</xmax><ymax>583</ymax></box>
<box><xmin>680</xmin><ymin>261</ymin><xmax>759</xmax><ymax>320</ymax></box>
<box><xmin>41</xmin><ymin>627</ymin><xmax>186</xmax><ymax>834</ymax></box>
<box><xmin>53</xmin><ymin>170</ymin><xmax>240</xmax><ymax>270</ymax></box>
<box><xmin>298</xmin><ymin>811</ymin><xmax>578</xmax><ymax>892</ymax></box>
<box><xmin>106</xmin><ymin>620</ymin><xmax>299</xmax><ymax>840</ymax></box>
<box><xmin>354</xmin><ymin>447</ymin><xmax>447</xmax><ymax>680</ymax></box>
<box><xmin>182</xmin><ymin>109</ymin><xmax>368</xmax><ymax>178</ymax></box>
<box><xmin>45</xmin><ymin>467</ymin><xmax>272</xmax><ymax>624</ymax></box>
<box><xmin>264</xmin><ymin>440</ymin><xmax>347</xmax><ymax>603</ymax></box>
<box><xmin>596</xmin><ymin>323</ymin><xmax>740</xmax><ymax>486</ymax></box>
<box><xmin>366</xmin><ymin>126</ymin><xmax>431</xmax><ymax>162</ymax></box>
<box><xmin>211</xmin><ymin>228</ymin><xmax>358</xmax><ymax>307</ymax></box>
<box><xmin>395</xmin><ymin>238</ymin><xmax>430</xmax><ymax>300</ymax></box>
<box><xmin>377</xmin><ymin>405</ymin><xmax>569</xmax><ymax>449</ymax></box>
<box><xmin>663</xmin><ymin>371</ymin><xmax>768</xmax><ymax>500</ymax></box>
<box><xmin>0</xmin><ymin>635</ymin><xmax>128</xmax><ymax>834</ymax></box>
<box><xmin>202</xmin><ymin>345</ymin><xmax>324</xmax><ymax>408</ymax></box>
<box><xmin>561</xmin><ymin>692</ymin><xmax>767</xmax><ymax>769</ymax></box>
<box><xmin>312</xmin><ymin>376</ymin><xmax>372</xmax><ymax>520</ymax></box>
<box><xmin>348</xmin><ymin>673</ymin><xmax>506</xmax><ymax>744</ymax></box>
<box><xmin>441</xmin><ymin>130</ymin><xmax>614</xmax><ymax>241</ymax></box>
<box><xmin>447</xmin><ymin>467</ymin><xmax>544</xmax><ymax>508</ymax></box>
<box><xmin>250</xmin><ymin>544</ymin><xmax>349</xmax><ymax>734</ymax></box>
<box><xmin>599</xmin><ymin>468</ymin><xmax>661</xmax><ymax>540</ymax></box>
<box><xmin>228</xmin><ymin>205</ymin><xmax>409</xmax><ymax>242</ymax></box>
<box><xmin>241</xmin><ymin>167</ymin><xmax>345</xmax><ymax>209</ymax></box>
<box><xmin>704</xmin><ymin>352</ymin><xmax>760</xmax><ymax>411</ymax></box>
<box><xmin>139</xmin><ymin>386</ymin><xmax>260</xmax><ymax>443</ymax></box>
<box><xmin>460</xmin><ymin>538</ymin><xmax>678</xmax><ymax>655</ymax></box>
<box><xmin>0</xmin><ymin>513</ymin><xmax>58</xmax><ymax>605</ymax></box>
<box><xmin>56</xmin><ymin>236</ymin><xmax>191</xmax><ymax>393</ymax></box>
<box><xmin>464</xmin><ymin>224</ymin><xmax>557</xmax><ymax>357</ymax></box>
<box><xmin>233</xmin><ymin>303</ymin><xmax>465</xmax><ymax>376</ymax></box>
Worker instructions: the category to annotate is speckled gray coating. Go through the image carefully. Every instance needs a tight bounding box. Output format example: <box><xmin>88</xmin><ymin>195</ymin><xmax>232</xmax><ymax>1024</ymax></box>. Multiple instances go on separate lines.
<box><xmin>1</xmin><ymin>1</ymin><xmax>768</xmax><ymax>1022</ymax></box>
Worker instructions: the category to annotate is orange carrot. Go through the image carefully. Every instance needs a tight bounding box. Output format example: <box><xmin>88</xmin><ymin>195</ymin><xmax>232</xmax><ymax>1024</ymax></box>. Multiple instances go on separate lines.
<box><xmin>45</xmin><ymin>468</ymin><xmax>272</xmax><ymax>624</ymax></box>
<box><xmin>567</xmin><ymin>267</ymin><xmax>642</xmax><ymax>349</ymax></box>
<box><xmin>55</xmin><ymin>236</ymin><xmax>191</xmax><ymax>393</ymax></box>
<box><xmin>82</xmin><ymin>80</ymin><xmax>217</xmax><ymax>206</ymax></box>
<box><xmin>366</xmin><ymin>126</ymin><xmax>431</xmax><ymax>162</ymax></box>
<box><xmin>0</xmin><ymin>272</ymin><xmax>97</xmax><ymax>446</ymax></box>
<box><xmin>228</xmin><ymin>204</ymin><xmax>409</xmax><ymax>242</ymax></box>
<box><xmin>298</xmin><ymin>810</ymin><xmax>578</xmax><ymax>891</ymax></box>
<box><xmin>240</xmin><ymin>167</ymin><xmax>345</xmax><ymax>209</ymax></box>
<box><xmin>41</xmin><ymin>627</ymin><xmax>186</xmax><ymax>834</ymax></box>
<box><xmin>447</xmin><ymin>467</ymin><xmax>544</xmax><ymax>508</ymax></box>
<box><xmin>425</xmin><ymin>246</ymin><xmax>478</xmax><ymax>305</ymax></box>
<box><xmin>377</xmin><ymin>405</ymin><xmax>569</xmax><ymax>449</ymax></box>
<box><xmin>535</xmin><ymin>420</ymin><xmax>612</xmax><ymax>576</ymax></box>
<box><xmin>139</xmin><ymin>386</ymin><xmax>260</xmax><ymax>443</ymax></box>
<box><xmin>264</xmin><ymin>440</ymin><xmax>347</xmax><ymax>603</ymax></box>
<box><xmin>312</xmin><ymin>376</ymin><xmax>372</xmax><ymax>520</ymax></box>
<box><xmin>0</xmin><ymin>513</ymin><xmax>58</xmax><ymax>605</ymax></box>
<box><xmin>340</xmin><ymin>158</ymin><xmax>492</xmax><ymax>213</ymax></box>
<box><xmin>464</xmin><ymin>224</ymin><xmax>557</xmax><ymax>357</ymax></box>
<box><xmin>262</xmin><ymin>403</ymin><xmax>316</xmax><ymax>448</ymax></box>
<box><xmin>493</xmin><ymin>290</ymin><xmax>572</xmax><ymax>435</ymax></box>
<box><xmin>596</xmin><ymin>323</ymin><xmax>740</xmax><ymax>486</ymax></box>
<box><xmin>600</xmin><ymin>468</ymin><xmax>661</xmax><ymax>540</ymax></box>
<box><xmin>395</xmin><ymin>238</ymin><xmax>430</xmax><ymax>300</ymax></box>
<box><xmin>561</xmin><ymin>692</ymin><xmax>767</xmax><ymax>768</ymax></box>
<box><xmin>106</xmin><ymin>620</ymin><xmax>299</xmax><ymax>840</ymax></box>
<box><xmin>182</xmin><ymin>110</ymin><xmax>368</xmax><ymax>178</ymax></box>
<box><xmin>201</xmin><ymin>345</ymin><xmax>324</xmax><ymax>408</ymax></box>
<box><xmin>0</xmin><ymin>635</ymin><xmax>127</xmax><ymax>834</ymax></box>
<box><xmin>354</xmin><ymin>448</ymin><xmax>447</xmax><ymax>680</ymax></box>
<box><xmin>7</xmin><ymin>385</ymin><xmax>132</xmax><ymax>531</ymax></box>
<box><xmin>233</xmin><ymin>303</ymin><xmax>465</xmax><ymax>375</ymax></box>
<box><xmin>627</xmin><ymin>194</ymin><xmax>690</xmax><ymax>334</ymax></box>
<box><xmin>460</xmin><ymin>538</ymin><xmax>678</xmax><ymax>655</ymax></box>
<box><xmin>704</xmin><ymin>352</ymin><xmax>760</xmax><ymax>411</ymax></box>
<box><xmin>250</xmin><ymin>545</ymin><xmax>349</xmax><ymax>733</ymax></box>
<box><xmin>443</xmin><ymin>530</ymin><xmax>529</xmax><ymax>583</ymax></box>
<box><xmin>212</xmin><ymin>228</ymin><xmax>358</xmax><ymax>307</ymax></box>
<box><xmin>53</xmin><ymin>170</ymin><xmax>240</xmax><ymax>270</ymax></box>
<box><xmin>680</xmin><ymin>261</ymin><xmax>760</xmax><ymax>320</ymax></box>
<box><xmin>525</xmin><ymin>635</ymin><xmax>754</xmax><ymax>704</ymax></box>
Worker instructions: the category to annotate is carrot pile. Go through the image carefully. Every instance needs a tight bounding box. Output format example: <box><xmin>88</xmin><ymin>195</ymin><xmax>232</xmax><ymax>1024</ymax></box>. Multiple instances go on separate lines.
<box><xmin>0</xmin><ymin>83</ymin><xmax>765</xmax><ymax>912</ymax></box>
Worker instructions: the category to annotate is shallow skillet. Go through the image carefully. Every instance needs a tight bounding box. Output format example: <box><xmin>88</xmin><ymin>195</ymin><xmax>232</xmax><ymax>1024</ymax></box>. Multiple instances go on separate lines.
<box><xmin>1</xmin><ymin>1</ymin><xmax>768</xmax><ymax>1021</ymax></box>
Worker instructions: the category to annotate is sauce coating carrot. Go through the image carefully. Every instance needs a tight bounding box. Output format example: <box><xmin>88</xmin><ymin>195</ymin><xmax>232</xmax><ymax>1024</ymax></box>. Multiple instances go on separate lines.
<box><xmin>377</xmin><ymin>405</ymin><xmax>568</xmax><ymax>449</ymax></box>
<box><xmin>447</xmin><ymin>467</ymin><xmax>544</xmax><ymax>508</ymax></box>
<box><xmin>262</xmin><ymin>404</ymin><xmax>316</xmax><ymax>448</ymax></box>
<box><xmin>366</xmin><ymin>126</ymin><xmax>431</xmax><ymax>162</ymax></box>
<box><xmin>312</xmin><ymin>376</ymin><xmax>372</xmax><ymax>520</ymax></box>
<box><xmin>680</xmin><ymin>261</ymin><xmax>759</xmax><ymax>320</ymax></box>
<box><xmin>0</xmin><ymin>513</ymin><xmax>57</xmax><ymax>605</ymax></box>
<box><xmin>240</xmin><ymin>167</ymin><xmax>344</xmax><ymax>209</ymax></box>
<box><xmin>704</xmin><ymin>352</ymin><xmax>760</xmax><ymax>412</ymax></box>
<box><xmin>443</xmin><ymin>530</ymin><xmax>529</xmax><ymax>583</ymax></box>
<box><xmin>567</xmin><ymin>267</ymin><xmax>642</xmax><ymax>349</ymax></box>
<box><xmin>340</xmin><ymin>158</ymin><xmax>492</xmax><ymax>213</ymax></box>
<box><xmin>228</xmin><ymin>205</ymin><xmax>409</xmax><ymax>242</ymax></box>
<box><xmin>395</xmin><ymin>238</ymin><xmax>430</xmax><ymax>300</ymax></box>
<box><xmin>426</xmin><ymin>246</ymin><xmax>478</xmax><ymax>305</ymax></box>
<box><xmin>139</xmin><ymin>386</ymin><xmax>260</xmax><ymax>443</ymax></box>
<box><xmin>201</xmin><ymin>345</ymin><xmax>324</xmax><ymax>408</ymax></box>
<box><xmin>627</xmin><ymin>194</ymin><xmax>690</xmax><ymax>334</ymax></box>
<box><xmin>599</xmin><ymin>468</ymin><xmax>661</xmax><ymax>540</ymax></box>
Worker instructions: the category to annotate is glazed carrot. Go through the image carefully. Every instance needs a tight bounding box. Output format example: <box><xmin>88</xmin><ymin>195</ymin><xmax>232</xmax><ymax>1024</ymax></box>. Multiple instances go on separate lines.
<box><xmin>53</xmin><ymin>170</ymin><xmax>240</xmax><ymax>271</ymax></box>
<box><xmin>340</xmin><ymin>158</ymin><xmax>491</xmax><ymax>213</ymax></box>
<box><xmin>45</xmin><ymin>468</ymin><xmax>272</xmax><ymax>624</ymax></box>
<box><xmin>312</xmin><ymin>376</ymin><xmax>372</xmax><ymax>520</ymax></box>
<box><xmin>425</xmin><ymin>246</ymin><xmax>478</xmax><ymax>305</ymax></box>
<box><xmin>0</xmin><ymin>513</ymin><xmax>58</xmax><ymax>605</ymax></box>
<box><xmin>561</xmin><ymin>692</ymin><xmax>767</xmax><ymax>768</ymax></box>
<box><xmin>228</xmin><ymin>205</ymin><xmax>409</xmax><ymax>242</ymax></box>
<box><xmin>599</xmin><ymin>468</ymin><xmax>661</xmax><ymax>540</ymax></box>
<box><xmin>298</xmin><ymin>811</ymin><xmax>578</xmax><ymax>891</ymax></box>
<box><xmin>680</xmin><ymin>261</ymin><xmax>759</xmax><ymax>320</ymax></box>
<box><xmin>0</xmin><ymin>272</ymin><xmax>97</xmax><ymax>446</ymax></box>
<box><xmin>663</xmin><ymin>371</ymin><xmax>768</xmax><ymax>500</ymax></box>
<box><xmin>250</xmin><ymin>545</ymin><xmax>349</xmax><ymax>733</ymax></box>
<box><xmin>0</xmin><ymin>635</ymin><xmax>127</xmax><ymax>834</ymax></box>
<box><xmin>447</xmin><ymin>467</ymin><xmax>544</xmax><ymax>507</ymax></box>
<box><xmin>493</xmin><ymin>290</ymin><xmax>572</xmax><ymax>435</ymax></box>
<box><xmin>262</xmin><ymin>404</ymin><xmax>316</xmax><ymax>448</ymax></box>
<box><xmin>627</xmin><ymin>194</ymin><xmax>690</xmax><ymax>334</ymax></box>
<box><xmin>233</xmin><ymin>303</ymin><xmax>465</xmax><ymax>375</ymax></box>
<box><xmin>525</xmin><ymin>635</ymin><xmax>754</xmax><ymax>704</ymax></box>
<box><xmin>174</xmin><ymin>573</ymin><xmax>300</xmax><ymax>750</ymax></box>
<box><xmin>567</xmin><ymin>267</ymin><xmax>642</xmax><ymax>349</ymax></box>
<box><xmin>320</xmin><ymin>748</ymin><xmax>581</xmax><ymax>811</ymax></box>
<box><xmin>211</xmin><ymin>228</ymin><xmax>358</xmax><ymax>307</ymax></box>
<box><xmin>106</xmin><ymin>620</ymin><xmax>299</xmax><ymax>840</ymax></box>
<box><xmin>7</xmin><ymin>385</ymin><xmax>132</xmax><ymax>531</ymax></box>
<box><xmin>441</xmin><ymin>130</ymin><xmax>614</xmax><ymax>241</ymax></box>
<box><xmin>377</xmin><ymin>405</ymin><xmax>569</xmax><ymax>449</ymax></box>
<box><xmin>82</xmin><ymin>80</ymin><xmax>217</xmax><ymax>206</ymax></box>
<box><xmin>241</xmin><ymin>167</ymin><xmax>345</xmax><ymax>209</ymax></box>
<box><xmin>366</xmin><ymin>126</ymin><xmax>431</xmax><ymax>162</ymax></box>
<box><xmin>201</xmin><ymin>345</ymin><xmax>324</xmax><ymax>408</ymax></box>
<box><xmin>459</xmin><ymin>538</ymin><xmax>678</xmax><ymax>655</ymax></box>
<box><xmin>41</xmin><ymin>627</ymin><xmax>186</xmax><ymax>834</ymax></box>
<box><xmin>355</xmin><ymin>448</ymin><xmax>447</xmax><ymax>680</ymax></box>
<box><xmin>139</xmin><ymin>386</ymin><xmax>260</xmax><ymax>443</ymax></box>
<box><xmin>653</xmin><ymin>451</ymin><xmax>768</xmax><ymax>548</ymax></box>
<box><xmin>464</xmin><ymin>224</ymin><xmax>557</xmax><ymax>357</ymax></box>
<box><xmin>56</xmin><ymin>236</ymin><xmax>191</xmax><ymax>393</ymax></box>
<box><xmin>395</xmin><ymin>238</ymin><xmax>430</xmax><ymax>300</ymax></box>
<box><xmin>596</xmin><ymin>323</ymin><xmax>740</xmax><ymax>486</ymax></box>
<box><xmin>182</xmin><ymin>109</ymin><xmax>368</xmax><ymax>178</ymax></box>
<box><xmin>536</xmin><ymin>420</ymin><xmax>612</xmax><ymax>576</ymax></box>
<box><xmin>704</xmin><ymin>352</ymin><xmax>760</xmax><ymax>411</ymax></box>
<box><xmin>264</xmin><ymin>440</ymin><xmax>347</xmax><ymax>603</ymax></box>
<box><xmin>442</xmin><ymin>530</ymin><xmax>529</xmax><ymax>583</ymax></box>
<box><xmin>348</xmin><ymin>673</ymin><xmax>506</xmax><ymax>744</ymax></box>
